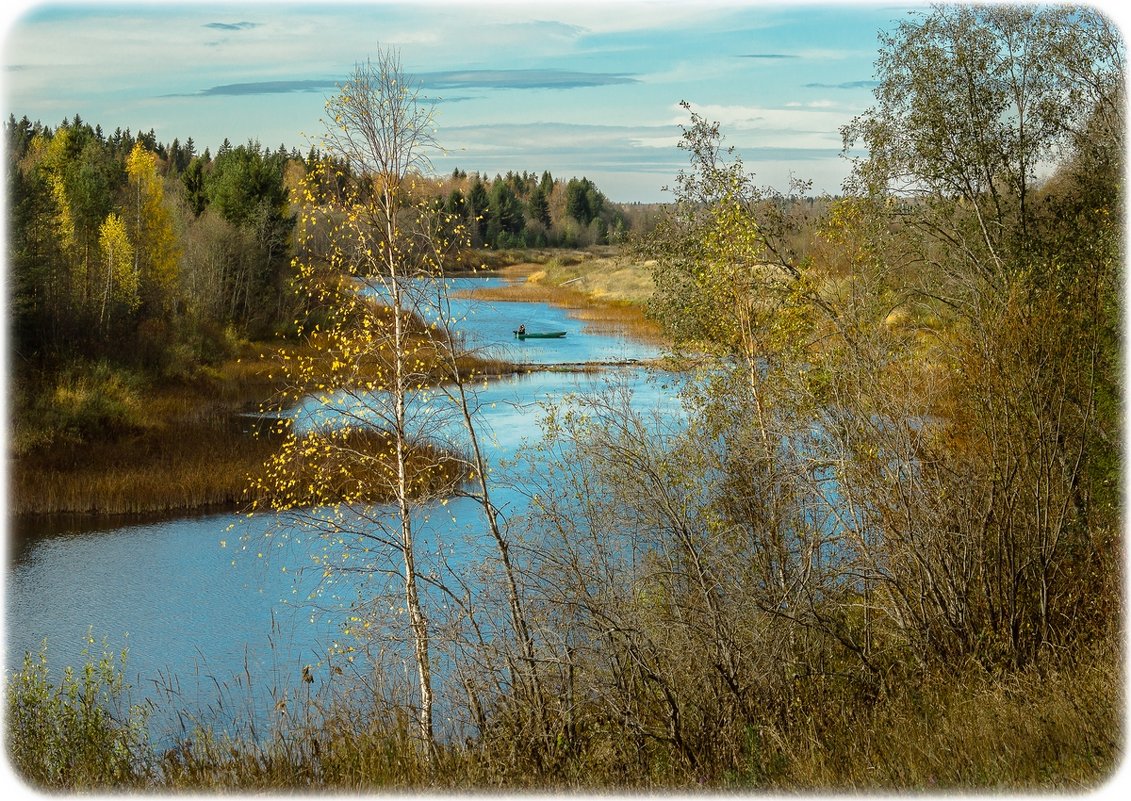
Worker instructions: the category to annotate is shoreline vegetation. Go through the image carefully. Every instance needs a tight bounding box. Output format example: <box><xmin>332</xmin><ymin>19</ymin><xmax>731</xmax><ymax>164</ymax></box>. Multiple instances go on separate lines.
<box><xmin>8</xmin><ymin>612</ymin><xmax>1120</xmax><ymax>792</ymax></box>
<box><xmin>8</xmin><ymin>247</ymin><xmax>662</xmax><ymax>519</ymax></box>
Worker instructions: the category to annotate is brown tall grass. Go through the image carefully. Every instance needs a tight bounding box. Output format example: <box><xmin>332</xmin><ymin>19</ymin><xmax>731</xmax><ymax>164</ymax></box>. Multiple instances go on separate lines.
<box><xmin>762</xmin><ymin>637</ymin><xmax>1122</xmax><ymax>790</ymax></box>
<box><xmin>10</xmin><ymin>353</ymin><xmax>278</xmax><ymax>516</ymax></box>
<box><xmin>454</xmin><ymin>249</ymin><xmax>666</xmax><ymax>344</ymax></box>
<box><xmin>251</xmin><ymin>426</ymin><xmax>469</xmax><ymax>510</ymax></box>
<box><xmin>11</xmin><ymin>423</ymin><xmax>276</xmax><ymax>516</ymax></box>
<box><xmin>9</xmin><ymin>632</ymin><xmax>1118</xmax><ymax>792</ymax></box>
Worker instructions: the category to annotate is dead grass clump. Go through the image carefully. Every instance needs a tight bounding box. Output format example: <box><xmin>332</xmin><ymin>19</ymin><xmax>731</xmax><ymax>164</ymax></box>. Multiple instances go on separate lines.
<box><xmin>770</xmin><ymin>641</ymin><xmax>1121</xmax><ymax>790</ymax></box>
<box><xmin>251</xmin><ymin>427</ymin><xmax>468</xmax><ymax>509</ymax></box>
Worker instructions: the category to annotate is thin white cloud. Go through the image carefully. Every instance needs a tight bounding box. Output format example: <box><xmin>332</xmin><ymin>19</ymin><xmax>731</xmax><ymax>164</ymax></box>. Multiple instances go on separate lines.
<box><xmin>793</xmin><ymin>46</ymin><xmax>875</xmax><ymax>61</ymax></box>
<box><xmin>786</xmin><ymin>100</ymin><xmax>839</xmax><ymax>109</ymax></box>
<box><xmin>627</xmin><ymin>134</ymin><xmax>682</xmax><ymax>150</ymax></box>
<box><xmin>666</xmin><ymin>101</ymin><xmax>851</xmax><ymax>151</ymax></box>
<box><xmin>673</xmin><ymin>101</ymin><xmax>849</xmax><ymax>128</ymax></box>
<box><xmin>1</xmin><ymin>1</ymin><xmax>893</xmax><ymax>200</ymax></box>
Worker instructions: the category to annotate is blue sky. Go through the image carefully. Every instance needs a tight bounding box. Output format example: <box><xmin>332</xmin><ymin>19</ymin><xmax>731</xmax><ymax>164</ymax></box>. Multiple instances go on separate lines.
<box><xmin>1</xmin><ymin>1</ymin><xmax>969</xmax><ymax>201</ymax></box>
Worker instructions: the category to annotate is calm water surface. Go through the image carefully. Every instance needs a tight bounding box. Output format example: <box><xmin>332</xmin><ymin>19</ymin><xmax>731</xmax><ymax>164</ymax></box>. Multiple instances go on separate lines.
<box><xmin>5</xmin><ymin>278</ymin><xmax>674</xmax><ymax>738</ymax></box>
<box><xmin>366</xmin><ymin>275</ymin><xmax>659</xmax><ymax>364</ymax></box>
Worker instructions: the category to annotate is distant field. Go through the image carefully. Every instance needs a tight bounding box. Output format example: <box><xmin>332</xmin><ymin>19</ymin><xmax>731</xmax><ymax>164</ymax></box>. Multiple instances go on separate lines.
<box><xmin>521</xmin><ymin>248</ymin><xmax>656</xmax><ymax>305</ymax></box>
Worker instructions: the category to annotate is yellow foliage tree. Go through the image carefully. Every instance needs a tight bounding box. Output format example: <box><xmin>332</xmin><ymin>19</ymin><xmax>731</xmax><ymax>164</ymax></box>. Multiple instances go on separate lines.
<box><xmin>125</xmin><ymin>141</ymin><xmax>179</xmax><ymax>313</ymax></box>
<box><xmin>96</xmin><ymin>212</ymin><xmax>137</xmax><ymax>329</ymax></box>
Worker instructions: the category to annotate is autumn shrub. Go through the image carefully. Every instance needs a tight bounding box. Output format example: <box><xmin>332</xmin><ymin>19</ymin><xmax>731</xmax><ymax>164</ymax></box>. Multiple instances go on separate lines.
<box><xmin>19</xmin><ymin>360</ymin><xmax>146</xmax><ymax>450</ymax></box>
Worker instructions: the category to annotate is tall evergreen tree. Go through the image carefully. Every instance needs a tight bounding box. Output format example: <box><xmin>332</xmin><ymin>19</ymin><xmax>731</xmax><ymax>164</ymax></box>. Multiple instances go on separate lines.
<box><xmin>528</xmin><ymin>185</ymin><xmax>551</xmax><ymax>228</ymax></box>
<box><xmin>468</xmin><ymin>178</ymin><xmax>490</xmax><ymax>245</ymax></box>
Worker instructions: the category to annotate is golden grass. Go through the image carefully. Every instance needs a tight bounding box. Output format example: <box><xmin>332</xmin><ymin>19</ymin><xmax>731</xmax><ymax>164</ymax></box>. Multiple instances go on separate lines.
<box><xmin>11</xmin><ymin>398</ymin><xmax>476</xmax><ymax>517</ymax></box>
<box><xmin>10</xmin><ymin>403</ymin><xmax>276</xmax><ymax>516</ymax></box>
<box><xmin>251</xmin><ymin>427</ymin><xmax>469</xmax><ymax>510</ymax></box>
<box><xmin>13</xmin><ymin>452</ymin><xmax>266</xmax><ymax>517</ymax></box>
<box><xmin>454</xmin><ymin>249</ymin><xmax>667</xmax><ymax>344</ymax></box>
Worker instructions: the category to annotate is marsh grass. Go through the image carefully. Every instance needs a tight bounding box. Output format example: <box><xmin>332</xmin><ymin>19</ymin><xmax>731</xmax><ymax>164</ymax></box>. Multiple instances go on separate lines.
<box><xmin>251</xmin><ymin>426</ymin><xmax>470</xmax><ymax>509</ymax></box>
<box><xmin>10</xmin><ymin>355</ymin><xmax>278</xmax><ymax>516</ymax></box>
<box><xmin>10</xmin><ymin>315</ymin><xmax>519</xmax><ymax>516</ymax></box>
<box><xmin>7</xmin><ymin>634</ymin><xmax>1119</xmax><ymax>792</ymax></box>
<box><xmin>11</xmin><ymin>425</ymin><xmax>277</xmax><ymax>516</ymax></box>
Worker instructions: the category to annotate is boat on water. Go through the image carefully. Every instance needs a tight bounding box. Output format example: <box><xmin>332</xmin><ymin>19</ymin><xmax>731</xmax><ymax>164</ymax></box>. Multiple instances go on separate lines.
<box><xmin>514</xmin><ymin>329</ymin><xmax>567</xmax><ymax>339</ymax></box>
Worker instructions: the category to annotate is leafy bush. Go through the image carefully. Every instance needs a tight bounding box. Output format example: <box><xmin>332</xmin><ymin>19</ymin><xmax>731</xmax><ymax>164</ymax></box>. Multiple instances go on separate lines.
<box><xmin>6</xmin><ymin>638</ymin><xmax>153</xmax><ymax>789</ymax></box>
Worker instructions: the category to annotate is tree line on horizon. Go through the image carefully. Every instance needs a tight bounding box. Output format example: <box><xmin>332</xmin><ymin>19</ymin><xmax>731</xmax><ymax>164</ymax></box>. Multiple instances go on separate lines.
<box><xmin>5</xmin><ymin>112</ymin><xmax>637</xmax><ymax>377</ymax></box>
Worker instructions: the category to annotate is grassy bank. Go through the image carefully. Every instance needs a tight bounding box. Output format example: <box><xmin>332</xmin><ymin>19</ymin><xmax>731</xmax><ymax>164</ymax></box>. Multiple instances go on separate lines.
<box><xmin>8</xmin><ymin>333</ymin><xmax>515</xmax><ymax>518</ymax></box>
<box><xmin>7</xmin><ymin>630</ymin><xmax>1119</xmax><ymax>792</ymax></box>
<box><xmin>9</xmin><ymin>349</ymin><xmax>280</xmax><ymax>516</ymax></box>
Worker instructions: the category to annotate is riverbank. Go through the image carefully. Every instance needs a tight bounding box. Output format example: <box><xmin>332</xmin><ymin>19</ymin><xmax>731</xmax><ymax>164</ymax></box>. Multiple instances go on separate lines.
<box><xmin>10</xmin><ymin>342</ymin><xmax>279</xmax><ymax>516</ymax></box>
<box><xmin>8</xmin><ymin>341</ymin><xmax>517</xmax><ymax>518</ymax></box>
<box><xmin>458</xmin><ymin>248</ymin><xmax>666</xmax><ymax>344</ymax></box>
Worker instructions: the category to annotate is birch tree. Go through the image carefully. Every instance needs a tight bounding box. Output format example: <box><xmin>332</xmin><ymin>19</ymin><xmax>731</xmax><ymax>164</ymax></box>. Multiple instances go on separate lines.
<box><xmin>251</xmin><ymin>48</ymin><xmax>502</xmax><ymax>759</ymax></box>
<box><xmin>96</xmin><ymin>211</ymin><xmax>137</xmax><ymax>330</ymax></box>
<box><xmin>124</xmin><ymin>142</ymin><xmax>178</xmax><ymax>314</ymax></box>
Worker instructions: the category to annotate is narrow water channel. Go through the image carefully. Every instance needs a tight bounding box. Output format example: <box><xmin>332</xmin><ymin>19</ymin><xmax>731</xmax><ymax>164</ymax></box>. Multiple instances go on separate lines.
<box><xmin>5</xmin><ymin>277</ymin><xmax>676</xmax><ymax>740</ymax></box>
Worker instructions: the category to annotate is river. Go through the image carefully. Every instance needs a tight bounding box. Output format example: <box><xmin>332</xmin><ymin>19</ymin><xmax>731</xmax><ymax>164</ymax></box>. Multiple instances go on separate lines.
<box><xmin>5</xmin><ymin>275</ymin><xmax>676</xmax><ymax>741</ymax></box>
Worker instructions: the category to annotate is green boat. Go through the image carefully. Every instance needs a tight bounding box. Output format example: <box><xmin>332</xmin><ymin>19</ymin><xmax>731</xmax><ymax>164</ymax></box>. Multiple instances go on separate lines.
<box><xmin>514</xmin><ymin>329</ymin><xmax>567</xmax><ymax>339</ymax></box>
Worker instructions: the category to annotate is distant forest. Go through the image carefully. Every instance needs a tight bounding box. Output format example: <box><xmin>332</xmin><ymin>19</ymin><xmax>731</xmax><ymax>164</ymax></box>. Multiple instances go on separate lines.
<box><xmin>5</xmin><ymin>113</ymin><xmax>660</xmax><ymax>372</ymax></box>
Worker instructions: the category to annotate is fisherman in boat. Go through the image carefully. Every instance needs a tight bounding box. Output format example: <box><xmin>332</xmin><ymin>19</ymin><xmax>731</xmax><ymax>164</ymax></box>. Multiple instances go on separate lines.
<box><xmin>517</xmin><ymin>324</ymin><xmax>526</xmax><ymax>336</ymax></box>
